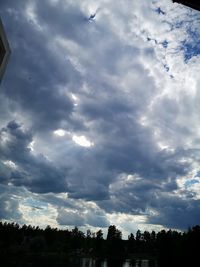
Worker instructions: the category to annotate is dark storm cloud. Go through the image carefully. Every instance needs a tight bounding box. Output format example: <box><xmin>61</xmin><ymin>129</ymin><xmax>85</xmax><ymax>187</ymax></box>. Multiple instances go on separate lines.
<box><xmin>85</xmin><ymin>210</ymin><xmax>109</xmax><ymax>228</ymax></box>
<box><xmin>63</xmin><ymin>105</ymin><xmax>191</xmax><ymax>217</ymax></box>
<box><xmin>149</xmin><ymin>194</ymin><xmax>200</xmax><ymax>229</ymax></box>
<box><xmin>70</xmin><ymin>83</ymin><xmax>190</xmax><ymax>189</ymax></box>
<box><xmin>0</xmin><ymin>121</ymin><xmax>68</xmax><ymax>193</ymax></box>
<box><xmin>0</xmin><ymin>0</ymin><xmax>82</xmax><ymax>132</ymax></box>
<box><xmin>33</xmin><ymin>0</ymin><xmax>88</xmax><ymax>44</ymax></box>
<box><xmin>97</xmin><ymin>160</ymin><xmax>180</xmax><ymax>215</ymax></box>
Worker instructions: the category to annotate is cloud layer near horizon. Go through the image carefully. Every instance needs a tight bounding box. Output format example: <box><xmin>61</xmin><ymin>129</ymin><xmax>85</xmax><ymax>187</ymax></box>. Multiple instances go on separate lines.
<box><xmin>0</xmin><ymin>0</ymin><xmax>200</xmax><ymax>235</ymax></box>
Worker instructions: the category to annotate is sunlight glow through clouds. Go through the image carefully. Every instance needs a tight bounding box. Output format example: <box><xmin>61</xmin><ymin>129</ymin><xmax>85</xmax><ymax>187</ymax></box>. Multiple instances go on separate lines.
<box><xmin>54</xmin><ymin>129</ymin><xmax>66</xmax><ymax>137</ymax></box>
<box><xmin>175</xmin><ymin>164</ymin><xmax>200</xmax><ymax>200</ymax></box>
<box><xmin>71</xmin><ymin>93</ymin><xmax>78</xmax><ymax>106</ymax></box>
<box><xmin>3</xmin><ymin>160</ymin><xmax>17</xmax><ymax>169</ymax></box>
<box><xmin>107</xmin><ymin>212</ymin><xmax>164</xmax><ymax>238</ymax></box>
<box><xmin>25</xmin><ymin>2</ymin><xmax>43</xmax><ymax>32</ymax></box>
<box><xmin>28</xmin><ymin>140</ymin><xmax>35</xmax><ymax>152</ymax></box>
<box><xmin>72</xmin><ymin>135</ymin><xmax>94</xmax><ymax>147</ymax></box>
<box><xmin>53</xmin><ymin>130</ymin><xmax>94</xmax><ymax>148</ymax></box>
<box><xmin>19</xmin><ymin>201</ymin><xmax>58</xmax><ymax>228</ymax></box>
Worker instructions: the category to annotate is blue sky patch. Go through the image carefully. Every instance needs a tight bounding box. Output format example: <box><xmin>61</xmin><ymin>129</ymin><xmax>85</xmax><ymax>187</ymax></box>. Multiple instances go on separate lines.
<box><xmin>181</xmin><ymin>27</ymin><xmax>200</xmax><ymax>61</ymax></box>
<box><xmin>185</xmin><ymin>179</ymin><xmax>200</xmax><ymax>187</ymax></box>
<box><xmin>181</xmin><ymin>40</ymin><xmax>200</xmax><ymax>61</ymax></box>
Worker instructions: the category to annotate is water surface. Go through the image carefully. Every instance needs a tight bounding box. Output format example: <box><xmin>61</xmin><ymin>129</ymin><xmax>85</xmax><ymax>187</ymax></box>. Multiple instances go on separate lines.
<box><xmin>67</xmin><ymin>258</ymin><xmax>156</xmax><ymax>267</ymax></box>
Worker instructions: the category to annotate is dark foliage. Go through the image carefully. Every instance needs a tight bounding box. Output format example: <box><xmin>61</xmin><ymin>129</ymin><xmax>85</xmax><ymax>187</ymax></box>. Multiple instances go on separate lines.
<box><xmin>0</xmin><ymin>221</ymin><xmax>200</xmax><ymax>266</ymax></box>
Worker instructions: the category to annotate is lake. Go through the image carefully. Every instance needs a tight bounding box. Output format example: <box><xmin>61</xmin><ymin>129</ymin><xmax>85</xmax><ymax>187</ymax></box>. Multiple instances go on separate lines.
<box><xmin>6</xmin><ymin>257</ymin><xmax>157</xmax><ymax>267</ymax></box>
<box><xmin>67</xmin><ymin>258</ymin><xmax>157</xmax><ymax>267</ymax></box>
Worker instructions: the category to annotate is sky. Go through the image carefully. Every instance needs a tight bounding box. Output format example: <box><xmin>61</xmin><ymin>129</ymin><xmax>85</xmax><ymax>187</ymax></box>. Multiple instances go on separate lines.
<box><xmin>0</xmin><ymin>0</ymin><xmax>200</xmax><ymax>238</ymax></box>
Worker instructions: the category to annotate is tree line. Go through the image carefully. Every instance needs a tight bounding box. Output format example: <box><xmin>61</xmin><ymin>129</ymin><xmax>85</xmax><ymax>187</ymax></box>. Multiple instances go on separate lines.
<box><xmin>0</xmin><ymin>221</ymin><xmax>200</xmax><ymax>266</ymax></box>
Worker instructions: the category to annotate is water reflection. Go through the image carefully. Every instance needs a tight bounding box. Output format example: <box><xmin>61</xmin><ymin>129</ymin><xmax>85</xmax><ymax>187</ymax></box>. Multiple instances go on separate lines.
<box><xmin>15</xmin><ymin>258</ymin><xmax>157</xmax><ymax>267</ymax></box>
<box><xmin>68</xmin><ymin>258</ymin><xmax>157</xmax><ymax>267</ymax></box>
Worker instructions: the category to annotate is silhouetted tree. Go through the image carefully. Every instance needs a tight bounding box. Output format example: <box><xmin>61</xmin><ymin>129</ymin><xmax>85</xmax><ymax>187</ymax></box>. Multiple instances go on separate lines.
<box><xmin>107</xmin><ymin>225</ymin><xmax>122</xmax><ymax>241</ymax></box>
<box><xmin>127</xmin><ymin>233</ymin><xmax>136</xmax><ymax>253</ymax></box>
<box><xmin>106</xmin><ymin>225</ymin><xmax>124</xmax><ymax>258</ymax></box>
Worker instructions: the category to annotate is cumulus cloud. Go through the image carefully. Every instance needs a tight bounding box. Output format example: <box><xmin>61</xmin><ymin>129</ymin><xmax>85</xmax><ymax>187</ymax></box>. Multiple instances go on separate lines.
<box><xmin>0</xmin><ymin>184</ymin><xmax>23</xmax><ymax>221</ymax></box>
<box><xmin>149</xmin><ymin>194</ymin><xmax>200</xmax><ymax>229</ymax></box>
<box><xmin>57</xmin><ymin>209</ymin><xmax>84</xmax><ymax>227</ymax></box>
<box><xmin>57</xmin><ymin>207</ymin><xmax>109</xmax><ymax>228</ymax></box>
<box><xmin>0</xmin><ymin>0</ymin><xmax>200</xmax><ymax>233</ymax></box>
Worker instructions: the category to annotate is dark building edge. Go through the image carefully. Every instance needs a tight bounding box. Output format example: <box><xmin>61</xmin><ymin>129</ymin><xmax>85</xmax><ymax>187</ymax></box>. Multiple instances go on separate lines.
<box><xmin>0</xmin><ymin>18</ymin><xmax>11</xmax><ymax>83</ymax></box>
<box><xmin>173</xmin><ymin>1</ymin><xmax>200</xmax><ymax>11</ymax></box>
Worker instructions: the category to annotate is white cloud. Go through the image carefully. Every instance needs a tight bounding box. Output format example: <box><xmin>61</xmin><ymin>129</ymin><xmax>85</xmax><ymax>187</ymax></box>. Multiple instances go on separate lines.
<box><xmin>54</xmin><ymin>129</ymin><xmax>66</xmax><ymax>137</ymax></box>
<box><xmin>3</xmin><ymin>160</ymin><xmax>18</xmax><ymax>169</ymax></box>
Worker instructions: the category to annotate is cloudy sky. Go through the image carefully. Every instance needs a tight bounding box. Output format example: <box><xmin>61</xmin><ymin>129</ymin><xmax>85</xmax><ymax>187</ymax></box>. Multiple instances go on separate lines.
<box><xmin>0</xmin><ymin>0</ymin><xmax>200</xmax><ymax>237</ymax></box>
